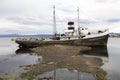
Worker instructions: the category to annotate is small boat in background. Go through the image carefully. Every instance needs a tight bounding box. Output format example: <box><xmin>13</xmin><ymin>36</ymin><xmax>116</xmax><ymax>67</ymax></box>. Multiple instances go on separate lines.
<box><xmin>15</xmin><ymin>6</ymin><xmax>109</xmax><ymax>48</ymax></box>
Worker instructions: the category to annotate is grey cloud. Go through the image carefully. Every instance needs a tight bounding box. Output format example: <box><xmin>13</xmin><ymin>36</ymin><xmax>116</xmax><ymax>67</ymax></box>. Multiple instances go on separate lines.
<box><xmin>72</xmin><ymin>18</ymin><xmax>97</xmax><ymax>25</ymax></box>
<box><xmin>0</xmin><ymin>0</ymin><xmax>49</xmax><ymax>17</ymax></box>
<box><xmin>0</xmin><ymin>0</ymin><xmax>120</xmax><ymax>34</ymax></box>
<box><xmin>95</xmin><ymin>0</ymin><xmax>109</xmax><ymax>3</ymax></box>
<box><xmin>79</xmin><ymin>19</ymin><xmax>97</xmax><ymax>24</ymax></box>
<box><xmin>107</xmin><ymin>18</ymin><xmax>120</xmax><ymax>23</ymax></box>
<box><xmin>7</xmin><ymin>17</ymin><xmax>52</xmax><ymax>26</ymax></box>
<box><xmin>95</xmin><ymin>0</ymin><xmax>119</xmax><ymax>3</ymax></box>
<box><xmin>56</xmin><ymin>19</ymin><xmax>97</xmax><ymax>26</ymax></box>
<box><xmin>0</xmin><ymin>1</ymin><xmax>27</xmax><ymax>16</ymax></box>
<box><xmin>58</xmin><ymin>6</ymin><xmax>75</xmax><ymax>13</ymax></box>
<box><xmin>56</xmin><ymin>16</ymin><xmax>97</xmax><ymax>25</ymax></box>
<box><xmin>0</xmin><ymin>28</ymin><xmax>21</xmax><ymax>34</ymax></box>
<box><xmin>0</xmin><ymin>26</ymin><xmax>52</xmax><ymax>35</ymax></box>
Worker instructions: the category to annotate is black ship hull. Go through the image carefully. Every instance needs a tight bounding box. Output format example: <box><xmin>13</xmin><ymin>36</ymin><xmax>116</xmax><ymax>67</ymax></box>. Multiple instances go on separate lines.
<box><xmin>15</xmin><ymin>34</ymin><xmax>109</xmax><ymax>48</ymax></box>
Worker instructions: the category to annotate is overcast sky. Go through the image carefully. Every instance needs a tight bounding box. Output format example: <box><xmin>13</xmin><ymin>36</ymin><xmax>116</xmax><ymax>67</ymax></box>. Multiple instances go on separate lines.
<box><xmin>0</xmin><ymin>0</ymin><xmax>120</xmax><ymax>35</ymax></box>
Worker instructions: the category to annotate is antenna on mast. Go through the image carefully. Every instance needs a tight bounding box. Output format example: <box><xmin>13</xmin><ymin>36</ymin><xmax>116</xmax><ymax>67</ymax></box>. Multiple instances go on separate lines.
<box><xmin>77</xmin><ymin>7</ymin><xmax>80</xmax><ymax>27</ymax></box>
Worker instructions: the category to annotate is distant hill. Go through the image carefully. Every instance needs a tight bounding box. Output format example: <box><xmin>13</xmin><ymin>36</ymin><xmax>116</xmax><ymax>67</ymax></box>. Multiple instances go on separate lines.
<box><xmin>0</xmin><ymin>34</ymin><xmax>53</xmax><ymax>37</ymax></box>
<box><xmin>109</xmin><ymin>33</ymin><xmax>120</xmax><ymax>37</ymax></box>
<box><xmin>0</xmin><ymin>34</ymin><xmax>19</xmax><ymax>37</ymax></box>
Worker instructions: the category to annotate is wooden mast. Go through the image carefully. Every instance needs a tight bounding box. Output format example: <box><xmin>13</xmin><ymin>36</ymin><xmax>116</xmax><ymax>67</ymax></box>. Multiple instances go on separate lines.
<box><xmin>77</xmin><ymin>7</ymin><xmax>81</xmax><ymax>38</ymax></box>
<box><xmin>53</xmin><ymin>5</ymin><xmax>60</xmax><ymax>40</ymax></box>
<box><xmin>53</xmin><ymin>5</ymin><xmax>57</xmax><ymax>39</ymax></box>
<box><xmin>77</xmin><ymin>7</ymin><xmax>80</xmax><ymax>27</ymax></box>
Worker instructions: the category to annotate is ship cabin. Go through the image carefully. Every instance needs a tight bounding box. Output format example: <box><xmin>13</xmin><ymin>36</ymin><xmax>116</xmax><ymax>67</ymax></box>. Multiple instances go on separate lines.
<box><xmin>64</xmin><ymin>21</ymin><xmax>89</xmax><ymax>38</ymax></box>
<box><xmin>78</xmin><ymin>27</ymin><xmax>89</xmax><ymax>37</ymax></box>
<box><xmin>64</xmin><ymin>21</ymin><xmax>75</xmax><ymax>36</ymax></box>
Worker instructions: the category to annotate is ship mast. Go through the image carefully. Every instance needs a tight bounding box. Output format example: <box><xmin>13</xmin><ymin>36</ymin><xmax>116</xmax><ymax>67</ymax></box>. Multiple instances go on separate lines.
<box><xmin>77</xmin><ymin>7</ymin><xmax>80</xmax><ymax>27</ymax></box>
<box><xmin>77</xmin><ymin>7</ymin><xmax>81</xmax><ymax>38</ymax></box>
<box><xmin>53</xmin><ymin>5</ymin><xmax>57</xmax><ymax>38</ymax></box>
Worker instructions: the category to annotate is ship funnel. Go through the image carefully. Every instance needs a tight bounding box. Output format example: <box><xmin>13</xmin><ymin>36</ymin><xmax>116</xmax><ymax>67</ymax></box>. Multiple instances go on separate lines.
<box><xmin>68</xmin><ymin>21</ymin><xmax>74</xmax><ymax>25</ymax></box>
<box><xmin>68</xmin><ymin>21</ymin><xmax>74</xmax><ymax>30</ymax></box>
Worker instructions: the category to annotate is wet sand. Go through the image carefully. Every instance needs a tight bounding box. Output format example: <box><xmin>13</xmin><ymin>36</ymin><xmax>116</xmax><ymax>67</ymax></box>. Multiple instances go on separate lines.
<box><xmin>0</xmin><ymin>45</ymin><xmax>107</xmax><ymax>80</ymax></box>
<box><xmin>21</xmin><ymin>45</ymin><xmax>106</xmax><ymax>80</ymax></box>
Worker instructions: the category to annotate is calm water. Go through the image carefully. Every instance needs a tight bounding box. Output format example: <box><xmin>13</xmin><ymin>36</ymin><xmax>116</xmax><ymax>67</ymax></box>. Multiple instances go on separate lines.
<box><xmin>0</xmin><ymin>38</ymin><xmax>41</xmax><ymax>77</ymax></box>
<box><xmin>0</xmin><ymin>37</ymin><xmax>120</xmax><ymax>80</ymax></box>
<box><xmin>38</xmin><ymin>69</ymin><xmax>96</xmax><ymax>80</ymax></box>
<box><xmin>103</xmin><ymin>38</ymin><xmax>120</xmax><ymax>80</ymax></box>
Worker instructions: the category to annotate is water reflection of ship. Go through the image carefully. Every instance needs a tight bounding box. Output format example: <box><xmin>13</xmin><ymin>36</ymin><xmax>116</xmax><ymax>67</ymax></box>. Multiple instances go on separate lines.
<box><xmin>39</xmin><ymin>69</ymin><xmax>95</xmax><ymax>80</ymax></box>
<box><xmin>80</xmin><ymin>46</ymin><xmax>108</xmax><ymax>57</ymax></box>
<box><xmin>15</xmin><ymin>47</ymin><xmax>33</xmax><ymax>54</ymax></box>
<box><xmin>80</xmin><ymin>46</ymin><xmax>109</xmax><ymax>63</ymax></box>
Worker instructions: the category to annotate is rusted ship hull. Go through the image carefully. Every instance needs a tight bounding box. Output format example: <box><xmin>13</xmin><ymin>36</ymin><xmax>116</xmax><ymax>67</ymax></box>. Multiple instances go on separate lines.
<box><xmin>15</xmin><ymin>34</ymin><xmax>109</xmax><ymax>48</ymax></box>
